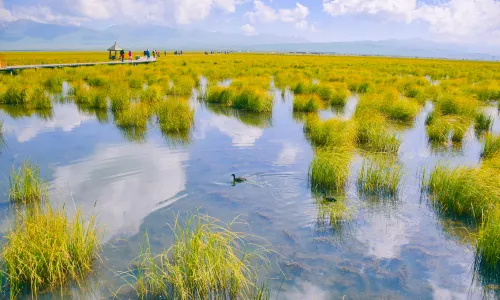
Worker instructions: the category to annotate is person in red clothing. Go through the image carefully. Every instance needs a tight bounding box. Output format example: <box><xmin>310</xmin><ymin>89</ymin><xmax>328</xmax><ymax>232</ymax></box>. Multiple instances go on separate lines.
<box><xmin>128</xmin><ymin>50</ymin><xmax>132</xmax><ymax>61</ymax></box>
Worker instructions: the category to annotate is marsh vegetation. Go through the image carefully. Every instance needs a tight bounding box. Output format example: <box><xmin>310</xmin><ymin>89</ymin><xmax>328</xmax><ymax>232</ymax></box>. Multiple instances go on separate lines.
<box><xmin>0</xmin><ymin>51</ymin><xmax>499</xmax><ymax>298</ymax></box>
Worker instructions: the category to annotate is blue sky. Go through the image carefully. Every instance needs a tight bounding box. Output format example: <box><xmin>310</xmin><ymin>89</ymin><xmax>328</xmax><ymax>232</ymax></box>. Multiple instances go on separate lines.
<box><xmin>1</xmin><ymin>0</ymin><xmax>499</xmax><ymax>44</ymax></box>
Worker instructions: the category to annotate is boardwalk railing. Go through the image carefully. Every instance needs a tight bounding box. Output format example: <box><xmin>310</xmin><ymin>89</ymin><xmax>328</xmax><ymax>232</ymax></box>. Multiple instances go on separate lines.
<box><xmin>0</xmin><ymin>57</ymin><xmax>156</xmax><ymax>73</ymax></box>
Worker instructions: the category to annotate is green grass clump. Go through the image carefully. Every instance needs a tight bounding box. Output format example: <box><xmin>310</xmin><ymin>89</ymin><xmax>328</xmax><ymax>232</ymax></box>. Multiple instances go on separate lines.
<box><xmin>156</xmin><ymin>99</ymin><xmax>194</xmax><ymax>133</ymax></box>
<box><xmin>425</xmin><ymin>165</ymin><xmax>500</xmax><ymax>220</ymax></box>
<box><xmin>74</xmin><ymin>87</ymin><xmax>107</xmax><ymax>109</ymax></box>
<box><xmin>427</xmin><ymin>119</ymin><xmax>451</xmax><ymax>143</ymax></box>
<box><xmin>474</xmin><ymin>112</ymin><xmax>493</xmax><ymax>134</ymax></box>
<box><xmin>483</xmin><ymin>134</ymin><xmax>500</xmax><ymax>159</ymax></box>
<box><xmin>383</xmin><ymin>98</ymin><xmax>420</xmax><ymax>123</ymax></box>
<box><xmin>110</xmin><ymin>88</ymin><xmax>131</xmax><ymax>112</ymax></box>
<box><xmin>356</xmin><ymin>112</ymin><xmax>400</xmax><ymax>154</ymax></box>
<box><xmin>329</xmin><ymin>88</ymin><xmax>350</xmax><ymax>106</ymax></box>
<box><xmin>357</xmin><ymin>157</ymin><xmax>402</xmax><ymax>197</ymax></box>
<box><xmin>292</xmin><ymin>81</ymin><xmax>314</xmax><ymax>95</ymax></box>
<box><xmin>8</xmin><ymin>161</ymin><xmax>48</xmax><ymax>205</ymax></box>
<box><xmin>170</xmin><ymin>77</ymin><xmax>196</xmax><ymax>96</ymax></box>
<box><xmin>304</xmin><ymin>114</ymin><xmax>357</xmax><ymax>148</ymax></box>
<box><xmin>476</xmin><ymin>207</ymin><xmax>500</xmax><ymax>268</ymax></box>
<box><xmin>309</xmin><ymin>147</ymin><xmax>352</xmax><ymax>192</ymax></box>
<box><xmin>141</xmin><ymin>86</ymin><xmax>163</xmax><ymax>104</ymax></box>
<box><xmin>115</xmin><ymin>103</ymin><xmax>151</xmax><ymax>129</ymax></box>
<box><xmin>437</xmin><ymin>95</ymin><xmax>477</xmax><ymax>117</ymax></box>
<box><xmin>2</xmin><ymin>203</ymin><xmax>100</xmax><ymax>297</ymax></box>
<box><xmin>207</xmin><ymin>86</ymin><xmax>272</xmax><ymax>113</ymax></box>
<box><xmin>131</xmin><ymin>214</ymin><xmax>270</xmax><ymax>299</ymax></box>
<box><xmin>207</xmin><ymin>86</ymin><xmax>233</xmax><ymax>105</ymax></box>
<box><xmin>86</xmin><ymin>76</ymin><xmax>108</xmax><ymax>88</ymax></box>
<box><xmin>25</xmin><ymin>87</ymin><xmax>53</xmax><ymax>109</ymax></box>
<box><xmin>232</xmin><ymin>88</ymin><xmax>272</xmax><ymax>113</ymax></box>
<box><xmin>484</xmin><ymin>155</ymin><xmax>500</xmax><ymax>170</ymax></box>
<box><xmin>348</xmin><ymin>82</ymin><xmax>371</xmax><ymax>94</ymax></box>
<box><xmin>128</xmin><ymin>77</ymin><xmax>143</xmax><ymax>89</ymax></box>
<box><xmin>293</xmin><ymin>94</ymin><xmax>322</xmax><ymax>112</ymax></box>
<box><xmin>1</xmin><ymin>86</ymin><xmax>27</xmax><ymax>105</ymax></box>
<box><xmin>43</xmin><ymin>76</ymin><xmax>63</xmax><ymax>92</ymax></box>
<box><xmin>314</xmin><ymin>85</ymin><xmax>333</xmax><ymax>101</ymax></box>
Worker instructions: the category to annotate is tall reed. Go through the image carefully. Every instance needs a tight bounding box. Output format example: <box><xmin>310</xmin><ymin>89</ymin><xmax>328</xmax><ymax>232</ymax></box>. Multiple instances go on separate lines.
<box><xmin>293</xmin><ymin>94</ymin><xmax>322</xmax><ymax>112</ymax></box>
<box><xmin>156</xmin><ymin>99</ymin><xmax>194</xmax><ymax>133</ymax></box>
<box><xmin>25</xmin><ymin>86</ymin><xmax>53</xmax><ymax>109</ymax></box>
<box><xmin>357</xmin><ymin>157</ymin><xmax>402</xmax><ymax>197</ymax></box>
<box><xmin>476</xmin><ymin>207</ymin><xmax>500</xmax><ymax>269</ymax></box>
<box><xmin>9</xmin><ymin>161</ymin><xmax>48</xmax><ymax>205</ymax></box>
<box><xmin>425</xmin><ymin>165</ymin><xmax>500</xmax><ymax>220</ymax></box>
<box><xmin>356</xmin><ymin>112</ymin><xmax>400</xmax><ymax>153</ymax></box>
<box><xmin>483</xmin><ymin>133</ymin><xmax>500</xmax><ymax>159</ymax></box>
<box><xmin>309</xmin><ymin>147</ymin><xmax>352</xmax><ymax>192</ymax></box>
<box><xmin>475</xmin><ymin>112</ymin><xmax>493</xmax><ymax>134</ymax></box>
<box><xmin>2</xmin><ymin>203</ymin><xmax>100</xmax><ymax>297</ymax></box>
<box><xmin>115</xmin><ymin>103</ymin><xmax>151</xmax><ymax>129</ymax></box>
<box><xmin>232</xmin><ymin>88</ymin><xmax>272</xmax><ymax>113</ymax></box>
<box><xmin>304</xmin><ymin>114</ymin><xmax>357</xmax><ymax>148</ymax></box>
<box><xmin>130</xmin><ymin>214</ymin><xmax>271</xmax><ymax>299</ymax></box>
<box><xmin>427</xmin><ymin>120</ymin><xmax>451</xmax><ymax>143</ymax></box>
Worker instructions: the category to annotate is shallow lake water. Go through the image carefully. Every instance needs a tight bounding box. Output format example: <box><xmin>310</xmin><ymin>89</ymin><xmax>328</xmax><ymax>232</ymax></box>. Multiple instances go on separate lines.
<box><xmin>0</xmin><ymin>88</ymin><xmax>499</xmax><ymax>299</ymax></box>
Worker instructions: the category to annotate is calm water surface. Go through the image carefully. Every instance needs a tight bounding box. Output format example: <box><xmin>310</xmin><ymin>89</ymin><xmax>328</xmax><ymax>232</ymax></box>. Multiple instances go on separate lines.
<box><xmin>0</xmin><ymin>88</ymin><xmax>499</xmax><ymax>299</ymax></box>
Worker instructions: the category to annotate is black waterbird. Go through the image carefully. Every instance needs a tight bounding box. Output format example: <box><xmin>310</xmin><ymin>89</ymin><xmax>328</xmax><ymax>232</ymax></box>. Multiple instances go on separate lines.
<box><xmin>232</xmin><ymin>174</ymin><xmax>247</xmax><ymax>183</ymax></box>
<box><xmin>322</xmin><ymin>191</ymin><xmax>337</xmax><ymax>202</ymax></box>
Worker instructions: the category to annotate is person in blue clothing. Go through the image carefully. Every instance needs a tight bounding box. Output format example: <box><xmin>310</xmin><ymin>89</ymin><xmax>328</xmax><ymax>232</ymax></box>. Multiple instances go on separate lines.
<box><xmin>146</xmin><ymin>49</ymin><xmax>150</xmax><ymax>60</ymax></box>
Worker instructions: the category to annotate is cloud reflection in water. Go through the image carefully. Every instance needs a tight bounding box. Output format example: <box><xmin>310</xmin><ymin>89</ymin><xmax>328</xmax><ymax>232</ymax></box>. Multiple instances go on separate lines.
<box><xmin>51</xmin><ymin>143</ymin><xmax>188</xmax><ymax>242</ymax></box>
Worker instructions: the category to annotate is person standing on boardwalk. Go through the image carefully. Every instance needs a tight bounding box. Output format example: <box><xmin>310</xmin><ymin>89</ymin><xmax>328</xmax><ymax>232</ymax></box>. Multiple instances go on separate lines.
<box><xmin>128</xmin><ymin>50</ymin><xmax>132</xmax><ymax>61</ymax></box>
<box><xmin>120</xmin><ymin>49</ymin><xmax>125</xmax><ymax>62</ymax></box>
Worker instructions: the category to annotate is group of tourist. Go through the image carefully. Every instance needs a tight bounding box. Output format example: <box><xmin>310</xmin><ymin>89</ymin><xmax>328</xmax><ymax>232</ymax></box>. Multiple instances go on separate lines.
<box><xmin>117</xmin><ymin>49</ymin><xmax>185</xmax><ymax>62</ymax></box>
<box><xmin>142</xmin><ymin>49</ymin><xmax>168</xmax><ymax>59</ymax></box>
<box><xmin>205</xmin><ymin>51</ymin><xmax>232</xmax><ymax>55</ymax></box>
<box><xmin>119</xmin><ymin>49</ymin><xmax>131</xmax><ymax>62</ymax></box>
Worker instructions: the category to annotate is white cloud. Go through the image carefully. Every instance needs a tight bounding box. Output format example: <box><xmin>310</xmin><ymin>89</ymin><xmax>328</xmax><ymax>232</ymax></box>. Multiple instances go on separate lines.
<box><xmin>245</xmin><ymin>1</ymin><xmax>312</xmax><ymax>30</ymax></box>
<box><xmin>246</xmin><ymin>0</ymin><xmax>278</xmax><ymax>23</ymax></box>
<box><xmin>0</xmin><ymin>0</ymin><xmax>14</xmax><ymax>22</ymax></box>
<box><xmin>10</xmin><ymin>5</ymin><xmax>88</xmax><ymax>25</ymax></box>
<box><xmin>278</xmin><ymin>2</ymin><xmax>309</xmax><ymax>23</ymax></box>
<box><xmin>295</xmin><ymin>20</ymin><xmax>308</xmax><ymax>29</ymax></box>
<box><xmin>241</xmin><ymin>23</ymin><xmax>256</xmax><ymax>35</ymax></box>
<box><xmin>322</xmin><ymin>0</ymin><xmax>500</xmax><ymax>39</ymax></box>
<box><xmin>3</xmin><ymin>0</ymin><xmax>240</xmax><ymax>25</ymax></box>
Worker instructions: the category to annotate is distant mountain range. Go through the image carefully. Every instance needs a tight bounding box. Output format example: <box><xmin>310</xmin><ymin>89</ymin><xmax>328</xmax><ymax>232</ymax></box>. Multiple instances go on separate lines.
<box><xmin>0</xmin><ymin>19</ymin><xmax>306</xmax><ymax>50</ymax></box>
<box><xmin>1</xmin><ymin>19</ymin><xmax>499</xmax><ymax>60</ymax></box>
<box><xmin>248</xmin><ymin>39</ymin><xmax>500</xmax><ymax>60</ymax></box>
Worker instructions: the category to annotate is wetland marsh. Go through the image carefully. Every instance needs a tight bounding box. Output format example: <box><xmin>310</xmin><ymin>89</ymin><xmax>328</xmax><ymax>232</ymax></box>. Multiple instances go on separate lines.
<box><xmin>0</xmin><ymin>52</ymin><xmax>499</xmax><ymax>299</ymax></box>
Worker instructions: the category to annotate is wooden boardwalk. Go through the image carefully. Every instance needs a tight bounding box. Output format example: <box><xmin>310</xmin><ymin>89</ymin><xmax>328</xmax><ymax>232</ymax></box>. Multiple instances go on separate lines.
<box><xmin>0</xmin><ymin>57</ymin><xmax>156</xmax><ymax>73</ymax></box>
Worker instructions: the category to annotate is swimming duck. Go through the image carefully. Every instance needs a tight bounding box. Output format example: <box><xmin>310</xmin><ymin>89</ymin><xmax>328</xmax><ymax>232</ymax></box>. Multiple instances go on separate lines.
<box><xmin>323</xmin><ymin>191</ymin><xmax>337</xmax><ymax>202</ymax></box>
<box><xmin>232</xmin><ymin>174</ymin><xmax>247</xmax><ymax>182</ymax></box>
